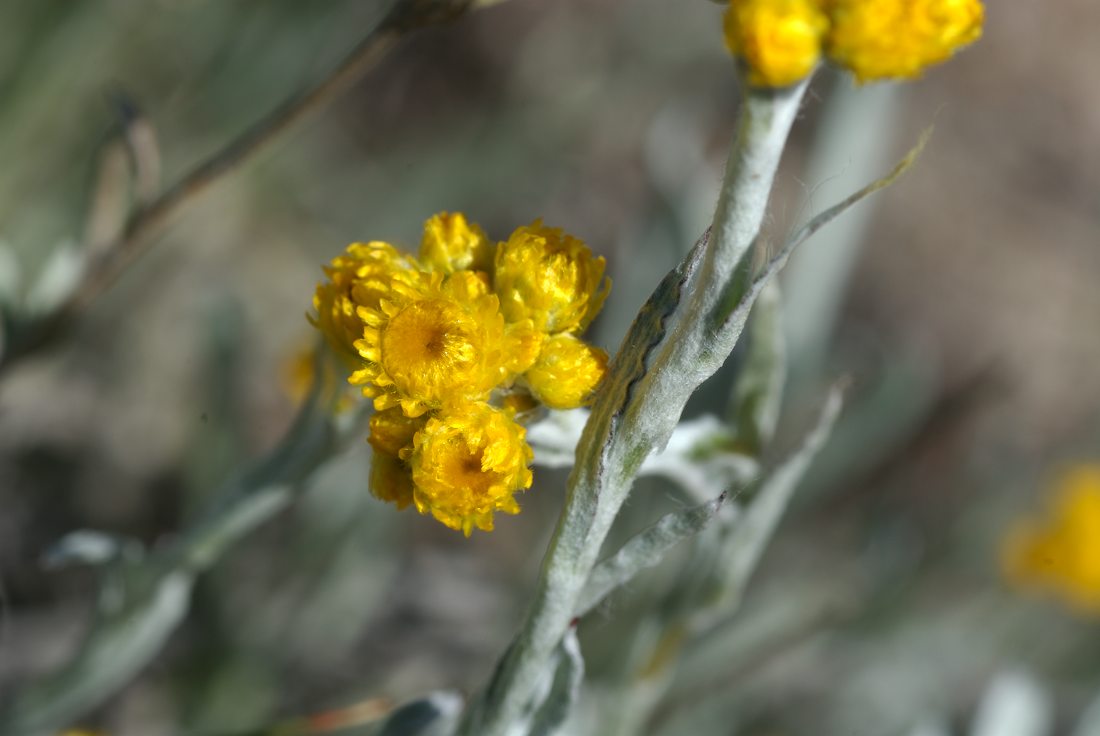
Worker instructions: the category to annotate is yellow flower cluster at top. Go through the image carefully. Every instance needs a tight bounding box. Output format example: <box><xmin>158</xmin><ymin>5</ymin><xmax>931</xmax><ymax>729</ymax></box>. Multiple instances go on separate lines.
<box><xmin>1003</xmin><ymin>465</ymin><xmax>1100</xmax><ymax>616</ymax></box>
<box><xmin>723</xmin><ymin>0</ymin><xmax>984</xmax><ymax>87</ymax></box>
<box><xmin>311</xmin><ymin>213</ymin><xmax>610</xmax><ymax>535</ymax></box>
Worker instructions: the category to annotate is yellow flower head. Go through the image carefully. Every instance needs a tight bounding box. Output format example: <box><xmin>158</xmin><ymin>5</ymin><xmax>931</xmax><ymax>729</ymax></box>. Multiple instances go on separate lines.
<box><xmin>367</xmin><ymin>408</ymin><xmax>426</xmax><ymax>509</ymax></box>
<box><xmin>311</xmin><ymin>241</ymin><xmax>410</xmax><ymax>363</ymax></box>
<box><xmin>351</xmin><ymin>270</ymin><xmax>536</xmax><ymax>417</ymax></box>
<box><xmin>826</xmin><ymin>0</ymin><xmax>984</xmax><ymax>82</ymax></box>
<box><xmin>1003</xmin><ymin>465</ymin><xmax>1100</xmax><ymax>616</ymax></box>
<box><xmin>494</xmin><ymin>221</ymin><xmax>610</xmax><ymax>335</ymax></box>
<box><xmin>419</xmin><ymin>211</ymin><xmax>494</xmax><ymax>274</ymax></box>
<box><xmin>724</xmin><ymin>0</ymin><xmax>829</xmax><ymax>88</ymax></box>
<box><xmin>409</xmin><ymin>401</ymin><xmax>534</xmax><ymax>535</ymax></box>
<box><xmin>524</xmin><ymin>333</ymin><xmax>609</xmax><ymax>410</ymax></box>
<box><xmin>309</xmin><ymin>213</ymin><xmax>613</xmax><ymax>535</ymax></box>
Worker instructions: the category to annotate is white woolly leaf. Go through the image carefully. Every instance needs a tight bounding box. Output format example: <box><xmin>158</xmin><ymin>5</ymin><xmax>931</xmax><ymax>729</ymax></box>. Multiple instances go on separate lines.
<box><xmin>576</xmin><ymin>492</ymin><xmax>728</xmax><ymax>617</ymax></box>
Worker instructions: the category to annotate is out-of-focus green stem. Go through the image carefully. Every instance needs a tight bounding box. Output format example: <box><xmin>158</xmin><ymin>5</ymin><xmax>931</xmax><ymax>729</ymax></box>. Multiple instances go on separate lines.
<box><xmin>0</xmin><ymin>374</ymin><xmax>362</xmax><ymax>736</ymax></box>
<box><xmin>458</xmin><ymin>78</ymin><xmax>810</xmax><ymax>736</ymax></box>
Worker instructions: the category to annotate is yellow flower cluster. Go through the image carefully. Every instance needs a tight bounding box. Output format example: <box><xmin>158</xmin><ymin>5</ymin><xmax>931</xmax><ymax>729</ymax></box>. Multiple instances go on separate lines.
<box><xmin>723</xmin><ymin>0</ymin><xmax>984</xmax><ymax>87</ymax></box>
<box><xmin>1003</xmin><ymin>465</ymin><xmax>1100</xmax><ymax>616</ymax></box>
<box><xmin>311</xmin><ymin>213</ymin><xmax>610</xmax><ymax>535</ymax></box>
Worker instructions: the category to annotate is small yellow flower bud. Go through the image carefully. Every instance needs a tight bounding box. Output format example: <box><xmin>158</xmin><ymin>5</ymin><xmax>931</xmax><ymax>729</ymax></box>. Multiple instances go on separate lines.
<box><xmin>409</xmin><ymin>401</ymin><xmax>534</xmax><ymax>535</ymax></box>
<box><xmin>366</xmin><ymin>408</ymin><xmax>426</xmax><ymax>509</ymax></box>
<box><xmin>494</xmin><ymin>221</ymin><xmax>609</xmax><ymax>335</ymax></box>
<box><xmin>368</xmin><ymin>407</ymin><xmax>424</xmax><ymax>458</ymax></box>
<box><xmin>419</xmin><ymin>211</ymin><xmax>494</xmax><ymax>274</ymax></box>
<box><xmin>311</xmin><ymin>242</ymin><xmax>411</xmax><ymax>364</ymax></box>
<box><xmin>723</xmin><ymin>0</ymin><xmax>828</xmax><ymax>88</ymax></box>
<box><xmin>524</xmin><ymin>334</ymin><xmax>609</xmax><ymax>410</ymax></box>
<box><xmin>826</xmin><ymin>0</ymin><xmax>984</xmax><ymax>82</ymax></box>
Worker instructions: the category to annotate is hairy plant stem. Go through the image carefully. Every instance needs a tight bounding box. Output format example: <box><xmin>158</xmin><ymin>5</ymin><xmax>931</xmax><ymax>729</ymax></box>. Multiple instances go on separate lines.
<box><xmin>459</xmin><ymin>78</ymin><xmax>810</xmax><ymax>736</ymax></box>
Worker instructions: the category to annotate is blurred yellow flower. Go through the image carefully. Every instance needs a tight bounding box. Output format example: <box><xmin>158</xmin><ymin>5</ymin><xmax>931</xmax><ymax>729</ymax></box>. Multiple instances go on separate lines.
<box><xmin>524</xmin><ymin>333</ymin><xmax>609</xmax><ymax>410</ymax></box>
<box><xmin>419</xmin><ymin>211</ymin><xmax>494</xmax><ymax>275</ymax></box>
<box><xmin>409</xmin><ymin>401</ymin><xmax>533</xmax><ymax>535</ymax></box>
<box><xmin>826</xmin><ymin>0</ymin><xmax>984</xmax><ymax>82</ymax></box>
<box><xmin>723</xmin><ymin>0</ymin><xmax>829</xmax><ymax>87</ymax></box>
<box><xmin>311</xmin><ymin>241</ymin><xmax>411</xmax><ymax>364</ymax></box>
<box><xmin>1003</xmin><ymin>465</ymin><xmax>1100</xmax><ymax>615</ymax></box>
<box><xmin>494</xmin><ymin>220</ymin><xmax>609</xmax><ymax>335</ymax></box>
<box><xmin>280</xmin><ymin>340</ymin><xmax>356</xmax><ymax>412</ymax></box>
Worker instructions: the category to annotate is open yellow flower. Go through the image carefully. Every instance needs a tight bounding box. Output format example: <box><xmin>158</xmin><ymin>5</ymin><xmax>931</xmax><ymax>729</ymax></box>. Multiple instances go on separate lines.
<box><xmin>1003</xmin><ymin>465</ymin><xmax>1100</xmax><ymax>615</ymax></box>
<box><xmin>409</xmin><ymin>401</ymin><xmax>534</xmax><ymax>535</ymax></box>
<box><xmin>311</xmin><ymin>241</ymin><xmax>411</xmax><ymax>364</ymax></box>
<box><xmin>524</xmin><ymin>333</ymin><xmax>609</xmax><ymax>410</ymax></box>
<box><xmin>826</xmin><ymin>0</ymin><xmax>984</xmax><ymax>82</ymax></box>
<box><xmin>419</xmin><ymin>211</ymin><xmax>494</xmax><ymax>274</ymax></box>
<box><xmin>494</xmin><ymin>221</ymin><xmax>609</xmax><ymax>335</ymax></box>
<box><xmin>724</xmin><ymin>0</ymin><xmax>829</xmax><ymax>87</ymax></box>
<box><xmin>351</xmin><ymin>270</ymin><xmax>539</xmax><ymax>417</ymax></box>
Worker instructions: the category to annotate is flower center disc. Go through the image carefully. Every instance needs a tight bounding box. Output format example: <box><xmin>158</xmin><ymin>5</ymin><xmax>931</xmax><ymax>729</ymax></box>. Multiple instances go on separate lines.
<box><xmin>439</xmin><ymin>441</ymin><xmax>498</xmax><ymax>498</ymax></box>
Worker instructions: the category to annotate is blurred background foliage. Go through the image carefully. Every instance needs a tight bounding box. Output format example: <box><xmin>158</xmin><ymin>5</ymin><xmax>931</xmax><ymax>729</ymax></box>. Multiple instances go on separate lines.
<box><xmin>1</xmin><ymin>0</ymin><xmax>1099</xmax><ymax>734</ymax></box>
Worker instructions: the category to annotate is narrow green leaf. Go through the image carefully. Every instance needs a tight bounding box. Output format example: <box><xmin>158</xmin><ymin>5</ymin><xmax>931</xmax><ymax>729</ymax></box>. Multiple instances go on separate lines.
<box><xmin>528</xmin><ymin>630</ymin><xmax>585</xmax><ymax>736</ymax></box>
<box><xmin>575</xmin><ymin>492</ymin><xmax>728</xmax><ymax>618</ymax></box>
<box><xmin>719</xmin><ymin>386</ymin><xmax>843</xmax><ymax>607</ymax></box>
<box><xmin>729</xmin><ymin>279</ymin><xmax>785</xmax><ymax>455</ymax></box>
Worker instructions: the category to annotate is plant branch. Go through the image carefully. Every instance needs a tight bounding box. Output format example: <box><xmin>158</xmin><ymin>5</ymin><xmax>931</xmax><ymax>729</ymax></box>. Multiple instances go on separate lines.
<box><xmin>0</xmin><ymin>0</ymin><xmax>491</xmax><ymax>373</ymax></box>
<box><xmin>457</xmin><ymin>77</ymin><xmax>812</xmax><ymax>736</ymax></box>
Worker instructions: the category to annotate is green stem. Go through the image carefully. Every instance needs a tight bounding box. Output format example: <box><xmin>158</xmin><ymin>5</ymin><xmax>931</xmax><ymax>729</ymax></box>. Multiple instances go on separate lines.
<box><xmin>459</xmin><ymin>78</ymin><xmax>810</xmax><ymax>736</ymax></box>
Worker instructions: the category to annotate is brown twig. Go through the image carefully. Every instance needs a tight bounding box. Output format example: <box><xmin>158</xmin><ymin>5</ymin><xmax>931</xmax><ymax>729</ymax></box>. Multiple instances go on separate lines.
<box><xmin>0</xmin><ymin>0</ymin><xmax>485</xmax><ymax>373</ymax></box>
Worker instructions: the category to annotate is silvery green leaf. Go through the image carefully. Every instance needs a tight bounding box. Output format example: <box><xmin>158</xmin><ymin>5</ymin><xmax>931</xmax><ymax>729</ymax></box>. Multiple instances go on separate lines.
<box><xmin>0</xmin><ymin>564</ymin><xmax>193</xmax><ymax>736</ymax></box>
<box><xmin>42</xmin><ymin>530</ymin><xmax>127</xmax><ymax>569</ymax></box>
<box><xmin>374</xmin><ymin>692</ymin><xmax>464</xmax><ymax>736</ymax></box>
<box><xmin>25</xmin><ymin>241</ymin><xmax>85</xmax><ymax>315</ymax></box>
<box><xmin>528</xmin><ymin>410</ymin><xmax>755</xmax><ymax>502</ymax></box>
<box><xmin>909</xmin><ymin>720</ymin><xmax>951</xmax><ymax>736</ymax></box>
<box><xmin>970</xmin><ymin>670</ymin><xmax>1051</xmax><ymax>736</ymax></box>
<box><xmin>639</xmin><ymin>416</ymin><xmax>756</xmax><ymax>503</ymax></box>
<box><xmin>576</xmin><ymin>492</ymin><xmax>728</xmax><ymax>617</ymax></box>
<box><xmin>783</xmin><ymin>79</ymin><xmax>901</xmax><ymax>383</ymax></box>
<box><xmin>459</xmin><ymin>83</ymin><xmax>814</xmax><ymax>736</ymax></box>
<box><xmin>718</xmin><ymin>386</ymin><xmax>842</xmax><ymax>608</ymax></box>
<box><xmin>528</xmin><ymin>629</ymin><xmax>585</xmax><ymax>736</ymax></box>
<box><xmin>526</xmin><ymin>409</ymin><xmax>590</xmax><ymax>468</ymax></box>
<box><xmin>1072</xmin><ymin>691</ymin><xmax>1100</xmax><ymax>736</ymax></box>
<box><xmin>729</xmin><ymin>279</ymin><xmax>784</xmax><ymax>454</ymax></box>
<box><xmin>0</xmin><ymin>240</ymin><xmax>22</xmax><ymax>306</ymax></box>
<box><xmin>0</xmin><ymin>387</ymin><xmax>346</xmax><ymax>734</ymax></box>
